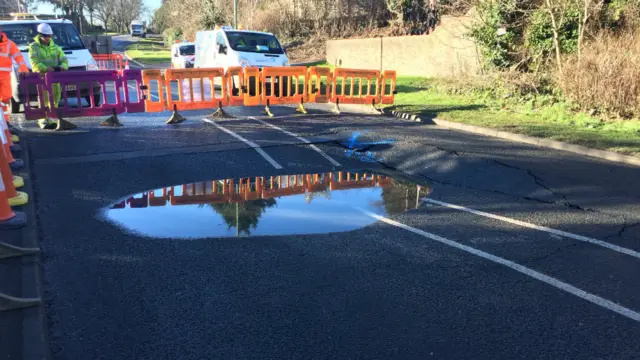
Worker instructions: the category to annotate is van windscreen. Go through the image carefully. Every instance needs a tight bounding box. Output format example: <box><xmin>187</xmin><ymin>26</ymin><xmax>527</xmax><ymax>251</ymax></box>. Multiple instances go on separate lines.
<box><xmin>225</xmin><ymin>32</ymin><xmax>284</xmax><ymax>55</ymax></box>
<box><xmin>179</xmin><ymin>45</ymin><xmax>195</xmax><ymax>55</ymax></box>
<box><xmin>1</xmin><ymin>23</ymin><xmax>85</xmax><ymax>51</ymax></box>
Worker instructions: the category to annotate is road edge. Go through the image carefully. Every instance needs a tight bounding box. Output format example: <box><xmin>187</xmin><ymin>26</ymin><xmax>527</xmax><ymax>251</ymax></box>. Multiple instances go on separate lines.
<box><xmin>122</xmin><ymin>51</ymin><xmax>146</xmax><ymax>69</ymax></box>
<box><xmin>20</xmin><ymin>134</ymin><xmax>52</xmax><ymax>360</ymax></box>
<box><xmin>383</xmin><ymin>109</ymin><xmax>640</xmax><ymax>167</ymax></box>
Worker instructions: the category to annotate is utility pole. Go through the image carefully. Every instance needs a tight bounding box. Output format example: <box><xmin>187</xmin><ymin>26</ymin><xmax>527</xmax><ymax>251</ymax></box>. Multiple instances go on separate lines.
<box><xmin>233</xmin><ymin>0</ymin><xmax>238</xmax><ymax>28</ymax></box>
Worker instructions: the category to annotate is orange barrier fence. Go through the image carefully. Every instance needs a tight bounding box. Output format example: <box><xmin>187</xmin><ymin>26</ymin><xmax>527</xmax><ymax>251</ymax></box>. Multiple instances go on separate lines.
<box><xmin>226</xmin><ymin>67</ymin><xmax>245</xmax><ymax>106</ymax></box>
<box><xmin>92</xmin><ymin>54</ymin><xmax>125</xmax><ymax>72</ymax></box>
<box><xmin>332</xmin><ymin>68</ymin><xmax>381</xmax><ymax>105</ymax></box>
<box><xmin>380</xmin><ymin>70</ymin><xmax>397</xmax><ymax>104</ymax></box>
<box><xmin>141</xmin><ymin>70</ymin><xmax>166</xmax><ymax>112</ymax></box>
<box><xmin>243</xmin><ymin>67</ymin><xmax>262</xmax><ymax>107</ymax></box>
<box><xmin>307</xmin><ymin>67</ymin><xmax>332</xmax><ymax>103</ymax></box>
<box><xmin>165</xmin><ymin>68</ymin><xmax>228</xmax><ymax>111</ymax></box>
<box><xmin>22</xmin><ymin>66</ymin><xmax>398</xmax><ymax>122</ymax></box>
<box><xmin>261</xmin><ymin>66</ymin><xmax>307</xmax><ymax>106</ymax></box>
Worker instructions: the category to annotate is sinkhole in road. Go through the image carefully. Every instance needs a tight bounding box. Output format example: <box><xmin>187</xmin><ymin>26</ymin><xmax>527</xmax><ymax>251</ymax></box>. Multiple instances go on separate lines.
<box><xmin>103</xmin><ymin>170</ymin><xmax>432</xmax><ymax>239</ymax></box>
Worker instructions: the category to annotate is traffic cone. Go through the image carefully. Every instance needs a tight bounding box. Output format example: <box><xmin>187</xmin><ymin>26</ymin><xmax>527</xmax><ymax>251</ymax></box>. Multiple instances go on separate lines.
<box><xmin>0</xmin><ymin>145</ymin><xmax>28</xmax><ymax>207</ymax></box>
<box><xmin>0</xmin><ymin>173</ymin><xmax>26</xmax><ymax>230</ymax></box>
<box><xmin>0</xmin><ymin>110</ymin><xmax>20</xmax><ymax>153</ymax></box>
<box><xmin>0</xmin><ymin>126</ymin><xmax>23</xmax><ymax>170</ymax></box>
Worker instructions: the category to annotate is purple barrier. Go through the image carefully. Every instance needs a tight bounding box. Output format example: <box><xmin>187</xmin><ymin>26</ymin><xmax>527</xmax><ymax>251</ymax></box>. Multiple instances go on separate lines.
<box><xmin>19</xmin><ymin>73</ymin><xmax>48</xmax><ymax>120</ymax></box>
<box><xmin>45</xmin><ymin>70</ymin><xmax>125</xmax><ymax>119</ymax></box>
<box><xmin>121</xmin><ymin>69</ymin><xmax>145</xmax><ymax>113</ymax></box>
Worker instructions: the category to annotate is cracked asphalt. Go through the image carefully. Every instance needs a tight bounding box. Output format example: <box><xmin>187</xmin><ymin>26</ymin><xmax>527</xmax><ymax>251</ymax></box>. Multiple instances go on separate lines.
<box><xmin>4</xmin><ymin>103</ymin><xmax>640</xmax><ymax>360</ymax></box>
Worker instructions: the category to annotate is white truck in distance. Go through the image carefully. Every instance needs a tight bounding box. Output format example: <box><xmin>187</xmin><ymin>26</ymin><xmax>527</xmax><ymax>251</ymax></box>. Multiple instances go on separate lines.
<box><xmin>129</xmin><ymin>20</ymin><xmax>146</xmax><ymax>37</ymax></box>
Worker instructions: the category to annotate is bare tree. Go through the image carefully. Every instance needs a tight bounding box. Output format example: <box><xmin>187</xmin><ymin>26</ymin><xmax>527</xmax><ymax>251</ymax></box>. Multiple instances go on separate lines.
<box><xmin>94</xmin><ymin>0</ymin><xmax>116</xmax><ymax>32</ymax></box>
<box><xmin>577</xmin><ymin>0</ymin><xmax>604</xmax><ymax>62</ymax></box>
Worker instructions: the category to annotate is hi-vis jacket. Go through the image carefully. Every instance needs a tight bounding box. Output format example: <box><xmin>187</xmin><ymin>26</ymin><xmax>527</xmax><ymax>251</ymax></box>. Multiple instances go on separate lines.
<box><xmin>0</xmin><ymin>33</ymin><xmax>28</xmax><ymax>73</ymax></box>
<box><xmin>28</xmin><ymin>35</ymin><xmax>68</xmax><ymax>73</ymax></box>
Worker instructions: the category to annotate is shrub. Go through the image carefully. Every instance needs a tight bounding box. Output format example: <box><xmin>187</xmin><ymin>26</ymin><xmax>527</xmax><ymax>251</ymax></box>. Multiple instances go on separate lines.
<box><xmin>559</xmin><ymin>31</ymin><xmax>640</xmax><ymax>118</ymax></box>
<box><xmin>162</xmin><ymin>28</ymin><xmax>183</xmax><ymax>46</ymax></box>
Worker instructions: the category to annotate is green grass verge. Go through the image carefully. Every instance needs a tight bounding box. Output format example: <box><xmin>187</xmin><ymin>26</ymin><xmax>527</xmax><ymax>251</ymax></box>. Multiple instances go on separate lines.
<box><xmin>125</xmin><ymin>42</ymin><xmax>170</xmax><ymax>64</ymax></box>
<box><xmin>389</xmin><ymin>77</ymin><xmax>640</xmax><ymax>156</ymax></box>
<box><xmin>84</xmin><ymin>32</ymin><xmax>121</xmax><ymax>36</ymax></box>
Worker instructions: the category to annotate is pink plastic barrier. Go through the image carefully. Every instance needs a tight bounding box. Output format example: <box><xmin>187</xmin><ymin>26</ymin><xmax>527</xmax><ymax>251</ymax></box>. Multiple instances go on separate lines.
<box><xmin>19</xmin><ymin>73</ymin><xmax>48</xmax><ymax>120</ymax></box>
<box><xmin>121</xmin><ymin>69</ymin><xmax>145</xmax><ymax>113</ymax></box>
<box><xmin>45</xmin><ymin>70</ymin><xmax>125</xmax><ymax>119</ymax></box>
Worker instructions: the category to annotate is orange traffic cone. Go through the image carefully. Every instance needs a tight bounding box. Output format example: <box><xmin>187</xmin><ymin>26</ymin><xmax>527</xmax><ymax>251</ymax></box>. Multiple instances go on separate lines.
<box><xmin>0</xmin><ymin>125</ymin><xmax>23</xmax><ymax>170</ymax></box>
<box><xmin>0</xmin><ymin>108</ymin><xmax>20</xmax><ymax>153</ymax></box>
<box><xmin>0</xmin><ymin>144</ymin><xmax>28</xmax><ymax>207</ymax></box>
<box><xmin>0</xmin><ymin>172</ymin><xmax>26</xmax><ymax>229</ymax></box>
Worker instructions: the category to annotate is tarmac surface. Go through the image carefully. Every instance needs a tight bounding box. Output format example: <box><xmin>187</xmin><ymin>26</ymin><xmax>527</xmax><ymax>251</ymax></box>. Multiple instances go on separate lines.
<box><xmin>2</xmin><ymin>101</ymin><xmax>640</xmax><ymax>359</ymax></box>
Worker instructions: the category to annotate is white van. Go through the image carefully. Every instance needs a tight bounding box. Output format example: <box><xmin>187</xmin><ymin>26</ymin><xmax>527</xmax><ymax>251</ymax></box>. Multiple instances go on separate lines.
<box><xmin>130</xmin><ymin>20</ymin><xmax>146</xmax><ymax>38</ymax></box>
<box><xmin>170</xmin><ymin>42</ymin><xmax>195</xmax><ymax>69</ymax></box>
<box><xmin>0</xmin><ymin>14</ymin><xmax>101</xmax><ymax>113</ymax></box>
<box><xmin>194</xmin><ymin>26</ymin><xmax>289</xmax><ymax>70</ymax></box>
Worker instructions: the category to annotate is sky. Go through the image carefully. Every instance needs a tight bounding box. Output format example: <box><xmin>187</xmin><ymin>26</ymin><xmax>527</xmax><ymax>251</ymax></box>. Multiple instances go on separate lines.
<box><xmin>34</xmin><ymin>0</ymin><xmax>161</xmax><ymax>23</ymax></box>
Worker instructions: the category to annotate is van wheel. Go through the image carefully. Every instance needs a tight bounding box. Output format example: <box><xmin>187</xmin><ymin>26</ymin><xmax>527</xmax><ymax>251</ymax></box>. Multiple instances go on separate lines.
<box><xmin>10</xmin><ymin>98</ymin><xmax>21</xmax><ymax>114</ymax></box>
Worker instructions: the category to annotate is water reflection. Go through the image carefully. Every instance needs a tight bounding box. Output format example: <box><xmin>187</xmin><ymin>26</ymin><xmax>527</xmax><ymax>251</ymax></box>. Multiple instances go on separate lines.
<box><xmin>105</xmin><ymin>171</ymin><xmax>432</xmax><ymax>239</ymax></box>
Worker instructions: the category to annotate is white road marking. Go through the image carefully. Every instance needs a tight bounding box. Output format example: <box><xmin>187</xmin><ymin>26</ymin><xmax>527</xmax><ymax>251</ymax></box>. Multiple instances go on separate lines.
<box><xmin>423</xmin><ymin>198</ymin><xmax>640</xmax><ymax>260</ymax></box>
<box><xmin>201</xmin><ymin>118</ymin><xmax>283</xmax><ymax>169</ymax></box>
<box><xmin>250</xmin><ymin>117</ymin><xmax>342</xmax><ymax>167</ymax></box>
<box><xmin>361</xmin><ymin>210</ymin><xmax>640</xmax><ymax>322</ymax></box>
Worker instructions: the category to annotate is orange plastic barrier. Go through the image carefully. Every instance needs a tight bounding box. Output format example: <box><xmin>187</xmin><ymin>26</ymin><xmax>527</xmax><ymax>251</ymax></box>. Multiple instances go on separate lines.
<box><xmin>170</xmin><ymin>182</ymin><xmax>230</xmax><ymax>205</ymax></box>
<box><xmin>332</xmin><ymin>68</ymin><xmax>381</xmax><ymax>105</ymax></box>
<box><xmin>307</xmin><ymin>67</ymin><xmax>332</xmax><ymax>103</ymax></box>
<box><xmin>260</xmin><ymin>66</ymin><xmax>307</xmax><ymax>105</ymax></box>
<box><xmin>226</xmin><ymin>66</ymin><xmax>245</xmax><ymax>106</ymax></box>
<box><xmin>148</xmin><ymin>188</ymin><xmax>169</xmax><ymax>206</ymax></box>
<box><xmin>330</xmin><ymin>172</ymin><xmax>377</xmax><ymax>190</ymax></box>
<box><xmin>165</xmin><ymin>68</ymin><xmax>228</xmax><ymax>111</ymax></box>
<box><xmin>243</xmin><ymin>67</ymin><xmax>261</xmax><ymax>106</ymax></box>
<box><xmin>380</xmin><ymin>70</ymin><xmax>397</xmax><ymax>104</ymax></box>
<box><xmin>141</xmin><ymin>69</ymin><xmax>166</xmax><ymax>112</ymax></box>
<box><xmin>92</xmin><ymin>54</ymin><xmax>124</xmax><ymax>72</ymax></box>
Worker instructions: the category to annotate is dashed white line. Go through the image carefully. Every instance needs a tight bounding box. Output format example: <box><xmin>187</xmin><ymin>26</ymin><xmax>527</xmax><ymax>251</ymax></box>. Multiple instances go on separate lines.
<box><xmin>361</xmin><ymin>210</ymin><xmax>640</xmax><ymax>322</ymax></box>
<box><xmin>423</xmin><ymin>198</ymin><xmax>640</xmax><ymax>260</ymax></box>
<box><xmin>249</xmin><ymin>117</ymin><xmax>342</xmax><ymax>167</ymax></box>
<box><xmin>201</xmin><ymin>118</ymin><xmax>283</xmax><ymax>169</ymax></box>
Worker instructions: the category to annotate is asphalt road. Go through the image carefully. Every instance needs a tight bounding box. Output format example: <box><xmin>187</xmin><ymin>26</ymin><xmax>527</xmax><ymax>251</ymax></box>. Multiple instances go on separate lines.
<box><xmin>4</xmin><ymin>104</ymin><xmax>640</xmax><ymax>359</ymax></box>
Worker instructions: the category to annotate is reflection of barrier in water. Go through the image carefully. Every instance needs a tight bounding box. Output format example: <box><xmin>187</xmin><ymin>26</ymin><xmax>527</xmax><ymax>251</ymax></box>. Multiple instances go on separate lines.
<box><xmin>109</xmin><ymin>171</ymin><xmax>429</xmax><ymax>210</ymax></box>
<box><xmin>105</xmin><ymin>170</ymin><xmax>432</xmax><ymax>238</ymax></box>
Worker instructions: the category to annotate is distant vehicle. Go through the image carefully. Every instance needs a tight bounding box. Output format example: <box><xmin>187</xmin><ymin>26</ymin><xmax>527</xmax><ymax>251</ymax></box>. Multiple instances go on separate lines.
<box><xmin>130</xmin><ymin>20</ymin><xmax>146</xmax><ymax>38</ymax></box>
<box><xmin>171</xmin><ymin>42</ymin><xmax>195</xmax><ymax>69</ymax></box>
<box><xmin>194</xmin><ymin>25</ymin><xmax>289</xmax><ymax>70</ymax></box>
<box><xmin>0</xmin><ymin>13</ymin><xmax>102</xmax><ymax>113</ymax></box>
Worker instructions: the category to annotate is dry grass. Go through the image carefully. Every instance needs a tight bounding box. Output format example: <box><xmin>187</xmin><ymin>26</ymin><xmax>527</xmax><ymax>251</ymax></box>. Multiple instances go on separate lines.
<box><xmin>559</xmin><ymin>31</ymin><xmax>640</xmax><ymax>119</ymax></box>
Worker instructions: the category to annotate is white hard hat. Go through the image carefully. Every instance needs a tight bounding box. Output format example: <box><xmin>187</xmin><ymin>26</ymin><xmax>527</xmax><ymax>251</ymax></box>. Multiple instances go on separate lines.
<box><xmin>37</xmin><ymin>23</ymin><xmax>53</xmax><ymax>36</ymax></box>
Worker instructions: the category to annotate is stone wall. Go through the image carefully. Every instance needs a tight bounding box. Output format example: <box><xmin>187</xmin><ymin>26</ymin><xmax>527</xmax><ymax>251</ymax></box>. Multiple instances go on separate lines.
<box><xmin>326</xmin><ymin>15</ymin><xmax>479</xmax><ymax>77</ymax></box>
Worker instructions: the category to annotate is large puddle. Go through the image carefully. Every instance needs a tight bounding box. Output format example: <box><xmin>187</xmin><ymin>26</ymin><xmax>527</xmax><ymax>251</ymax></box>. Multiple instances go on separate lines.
<box><xmin>103</xmin><ymin>170</ymin><xmax>432</xmax><ymax>239</ymax></box>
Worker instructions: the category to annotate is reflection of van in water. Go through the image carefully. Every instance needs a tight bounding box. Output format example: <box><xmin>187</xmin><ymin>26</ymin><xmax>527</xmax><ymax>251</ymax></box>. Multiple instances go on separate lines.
<box><xmin>0</xmin><ymin>14</ymin><xmax>102</xmax><ymax>113</ymax></box>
